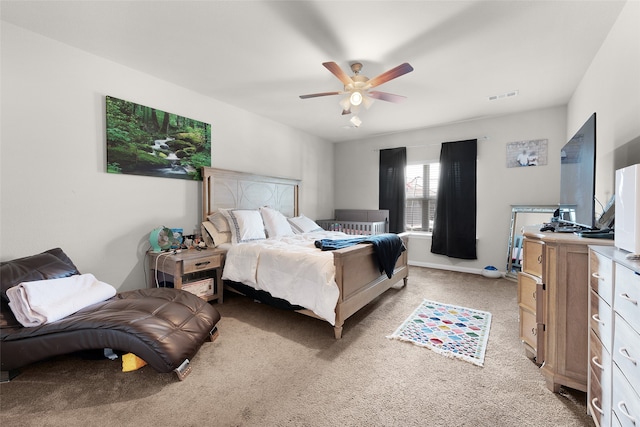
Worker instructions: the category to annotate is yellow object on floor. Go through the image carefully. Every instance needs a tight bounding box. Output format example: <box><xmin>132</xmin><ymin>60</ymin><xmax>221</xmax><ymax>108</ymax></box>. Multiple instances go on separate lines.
<box><xmin>122</xmin><ymin>353</ymin><xmax>148</xmax><ymax>372</ymax></box>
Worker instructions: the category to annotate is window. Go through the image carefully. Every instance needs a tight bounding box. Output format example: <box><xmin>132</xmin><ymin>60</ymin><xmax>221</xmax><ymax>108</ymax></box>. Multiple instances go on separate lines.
<box><xmin>405</xmin><ymin>163</ymin><xmax>439</xmax><ymax>231</ymax></box>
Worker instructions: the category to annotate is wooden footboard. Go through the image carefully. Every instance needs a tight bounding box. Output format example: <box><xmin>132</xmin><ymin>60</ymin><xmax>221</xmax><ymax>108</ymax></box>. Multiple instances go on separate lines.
<box><xmin>330</xmin><ymin>233</ymin><xmax>409</xmax><ymax>338</ymax></box>
<box><xmin>291</xmin><ymin>234</ymin><xmax>409</xmax><ymax>338</ymax></box>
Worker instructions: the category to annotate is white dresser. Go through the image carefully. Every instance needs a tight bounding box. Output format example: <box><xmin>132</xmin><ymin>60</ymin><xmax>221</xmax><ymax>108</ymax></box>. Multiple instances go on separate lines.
<box><xmin>588</xmin><ymin>246</ymin><xmax>640</xmax><ymax>427</ymax></box>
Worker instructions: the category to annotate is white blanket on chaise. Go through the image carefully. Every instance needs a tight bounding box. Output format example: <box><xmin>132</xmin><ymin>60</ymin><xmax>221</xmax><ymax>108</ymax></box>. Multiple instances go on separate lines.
<box><xmin>222</xmin><ymin>231</ymin><xmax>348</xmax><ymax>325</ymax></box>
<box><xmin>7</xmin><ymin>273</ymin><xmax>117</xmax><ymax>327</ymax></box>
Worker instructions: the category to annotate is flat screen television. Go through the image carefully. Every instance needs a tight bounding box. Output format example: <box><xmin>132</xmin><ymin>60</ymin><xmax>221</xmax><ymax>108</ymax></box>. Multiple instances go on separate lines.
<box><xmin>559</xmin><ymin>113</ymin><xmax>596</xmax><ymax>229</ymax></box>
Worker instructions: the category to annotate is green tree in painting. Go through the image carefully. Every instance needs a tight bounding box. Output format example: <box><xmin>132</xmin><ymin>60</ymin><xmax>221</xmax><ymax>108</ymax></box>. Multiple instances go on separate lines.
<box><xmin>105</xmin><ymin>96</ymin><xmax>211</xmax><ymax>180</ymax></box>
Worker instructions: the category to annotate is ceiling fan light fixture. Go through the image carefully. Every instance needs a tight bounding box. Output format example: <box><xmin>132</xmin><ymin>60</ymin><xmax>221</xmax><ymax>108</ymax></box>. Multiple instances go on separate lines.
<box><xmin>300</xmin><ymin>61</ymin><xmax>413</xmax><ymax>119</ymax></box>
<box><xmin>340</xmin><ymin>97</ymin><xmax>350</xmax><ymax>109</ymax></box>
<box><xmin>350</xmin><ymin>91</ymin><xmax>363</xmax><ymax>106</ymax></box>
<box><xmin>362</xmin><ymin>95</ymin><xmax>374</xmax><ymax>109</ymax></box>
<box><xmin>350</xmin><ymin>115</ymin><xmax>362</xmax><ymax>127</ymax></box>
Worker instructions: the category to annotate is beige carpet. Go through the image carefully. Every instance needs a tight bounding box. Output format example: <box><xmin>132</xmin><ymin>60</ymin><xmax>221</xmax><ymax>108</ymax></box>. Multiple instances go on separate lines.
<box><xmin>0</xmin><ymin>267</ymin><xmax>593</xmax><ymax>427</ymax></box>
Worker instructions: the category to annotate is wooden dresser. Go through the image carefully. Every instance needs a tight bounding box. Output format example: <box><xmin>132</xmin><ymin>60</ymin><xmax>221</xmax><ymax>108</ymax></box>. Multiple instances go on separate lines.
<box><xmin>518</xmin><ymin>228</ymin><xmax>613</xmax><ymax>392</ymax></box>
<box><xmin>587</xmin><ymin>245</ymin><xmax>640</xmax><ymax>427</ymax></box>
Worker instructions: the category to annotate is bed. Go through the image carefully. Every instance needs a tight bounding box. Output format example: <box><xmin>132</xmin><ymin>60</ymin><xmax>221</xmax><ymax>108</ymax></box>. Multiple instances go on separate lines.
<box><xmin>201</xmin><ymin>167</ymin><xmax>409</xmax><ymax>339</ymax></box>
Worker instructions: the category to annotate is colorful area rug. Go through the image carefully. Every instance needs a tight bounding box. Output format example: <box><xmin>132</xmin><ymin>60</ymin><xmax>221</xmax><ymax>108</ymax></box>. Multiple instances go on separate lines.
<box><xmin>387</xmin><ymin>299</ymin><xmax>492</xmax><ymax>367</ymax></box>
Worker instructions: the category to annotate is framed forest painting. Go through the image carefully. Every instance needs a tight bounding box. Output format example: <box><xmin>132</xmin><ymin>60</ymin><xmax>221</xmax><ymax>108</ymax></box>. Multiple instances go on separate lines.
<box><xmin>106</xmin><ymin>96</ymin><xmax>211</xmax><ymax>180</ymax></box>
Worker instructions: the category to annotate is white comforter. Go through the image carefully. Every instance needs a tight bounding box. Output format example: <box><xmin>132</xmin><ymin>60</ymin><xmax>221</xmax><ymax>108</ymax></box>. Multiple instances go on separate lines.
<box><xmin>222</xmin><ymin>231</ymin><xmax>349</xmax><ymax>325</ymax></box>
<box><xmin>6</xmin><ymin>273</ymin><xmax>117</xmax><ymax>327</ymax></box>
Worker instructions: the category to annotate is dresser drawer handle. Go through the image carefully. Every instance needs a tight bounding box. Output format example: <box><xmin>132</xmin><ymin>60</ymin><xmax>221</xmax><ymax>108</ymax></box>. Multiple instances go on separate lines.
<box><xmin>592</xmin><ymin>314</ymin><xmax>605</xmax><ymax>325</ymax></box>
<box><xmin>619</xmin><ymin>293</ymin><xmax>638</xmax><ymax>305</ymax></box>
<box><xmin>195</xmin><ymin>261</ymin><xmax>211</xmax><ymax>267</ymax></box>
<box><xmin>532</xmin><ymin>291</ymin><xmax>536</xmax><ymax>301</ymax></box>
<box><xmin>619</xmin><ymin>347</ymin><xmax>637</xmax><ymax>365</ymax></box>
<box><xmin>591</xmin><ymin>398</ymin><xmax>604</xmax><ymax>415</ymax></box>
<box><xmin>531</xmin><ymin>327</ymin><xmax>537</xmax><ymax>336</ymax></box>
<box><xmin>618</xmin><ymin>401</ymin><xmax>636</xmax><ymax>423</ymax></box>
<box><xmin>591</xmin><ymin>356</ymin><xmax>604</xmax><ymax>370</ymax></box>
<box><xmin>537</xmin><ymin>255</ymin><xmax>542</xmax><ymax>264</ymax></box>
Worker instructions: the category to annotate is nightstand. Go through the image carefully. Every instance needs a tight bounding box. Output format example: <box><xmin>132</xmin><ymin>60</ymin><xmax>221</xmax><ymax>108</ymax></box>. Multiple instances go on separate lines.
<box><xmin>148</xmin><ymin>248</ymin><xmax>225</xmax><ymax>303</ymax></box>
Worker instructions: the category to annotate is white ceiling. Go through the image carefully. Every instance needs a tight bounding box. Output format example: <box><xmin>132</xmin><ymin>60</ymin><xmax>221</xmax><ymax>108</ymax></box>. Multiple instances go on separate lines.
<box><xmin>1</xmin><ymin>0</ymin><xmax>627</xmax><ymax>143</ymax></box>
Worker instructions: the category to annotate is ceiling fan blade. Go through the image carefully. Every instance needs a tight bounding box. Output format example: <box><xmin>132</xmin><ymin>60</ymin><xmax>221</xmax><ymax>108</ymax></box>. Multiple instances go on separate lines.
<box><xmin>299</xmin><ymin>91</ymin><xmax>341</xmax><ymax>99</ymax></box>
<box><xmin>323</xmin><ymin>61</ymin><xmax>354</xmax><ymax>86</ymax></box>
<box><xmin>366</xmin><ymin>63</ymin><xmax>414</xmax><ymax>88</ymax></box>
<box><xmin>368</xmin><ymin>91</ymin><xmax>407</xmax><ymax>103</ymax></box>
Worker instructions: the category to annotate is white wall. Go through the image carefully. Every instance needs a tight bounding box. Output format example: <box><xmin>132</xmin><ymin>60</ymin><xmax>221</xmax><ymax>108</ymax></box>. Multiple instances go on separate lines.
<box><xmin>568</xmin><ymin>0</ymin><xmax>640</xmax><ymax>203</ymax></box>
<box><xmin>334</xmin><ymin>1</ymin><xmax>640</xmax><ymax>275</ymax></box>
<box><xmin>0</xmin><ymin>23</ymin><xmax>334</xmax><ymax>291</ymax></box>
<box><xmin>334</xmin><ymin>107</ymin><xmax>567</xmax><ymax>274</ymax></box>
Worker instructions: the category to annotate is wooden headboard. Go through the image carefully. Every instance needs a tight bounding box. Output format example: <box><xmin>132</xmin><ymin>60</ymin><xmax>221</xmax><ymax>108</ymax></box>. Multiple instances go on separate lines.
<box><xmin>201</xmin><ymin>167</ymin><xmax>300</xmax><ymax>220</ymax></box>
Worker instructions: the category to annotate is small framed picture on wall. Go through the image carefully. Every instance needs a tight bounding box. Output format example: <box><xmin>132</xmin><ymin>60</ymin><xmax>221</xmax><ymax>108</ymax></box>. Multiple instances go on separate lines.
<box><xmin>506</xmin><ymin>139</ymin><xmax>548</xmax><ymax>168</ymax></box>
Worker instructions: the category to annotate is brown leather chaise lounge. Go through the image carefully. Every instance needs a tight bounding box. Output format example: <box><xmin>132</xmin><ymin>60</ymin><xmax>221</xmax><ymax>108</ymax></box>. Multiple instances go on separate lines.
<box><xmin>1</xmin><ymin>248</ymin><xmax>221</xmax><ymax>382</ymax></box>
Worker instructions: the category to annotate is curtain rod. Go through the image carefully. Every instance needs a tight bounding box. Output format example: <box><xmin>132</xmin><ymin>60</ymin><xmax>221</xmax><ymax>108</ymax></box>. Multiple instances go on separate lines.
<box><xmin>373</xmin><ymin>136</ymin><xmax>489</xmax><ymax>151</ymax></box>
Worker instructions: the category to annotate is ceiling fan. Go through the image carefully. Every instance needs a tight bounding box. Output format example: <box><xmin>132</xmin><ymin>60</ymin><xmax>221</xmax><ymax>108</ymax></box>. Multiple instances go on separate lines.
<box><xmin>299</xmin><ymin>61</ymin><xmax>414</xmax><ymax>127</ymax></box>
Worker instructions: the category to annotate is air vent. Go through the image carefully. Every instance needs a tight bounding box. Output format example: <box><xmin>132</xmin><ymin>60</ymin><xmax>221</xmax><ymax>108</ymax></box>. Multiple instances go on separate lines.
<box><xmin>488</xmin><ymin>90</ymin><xmax>519</xmax><ymax>101</ymax></box>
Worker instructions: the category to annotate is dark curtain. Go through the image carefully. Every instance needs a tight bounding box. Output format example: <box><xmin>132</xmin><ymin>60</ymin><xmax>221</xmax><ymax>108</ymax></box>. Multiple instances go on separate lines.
<box><xmin>431</xmin><ymin>139</ymin><xmax>477</xmax><ymax>259</ymax></box>
<box><xmin>379</xmin><ymin>147</ymin><xmax>406</xmax><ymax>233</ymax></box>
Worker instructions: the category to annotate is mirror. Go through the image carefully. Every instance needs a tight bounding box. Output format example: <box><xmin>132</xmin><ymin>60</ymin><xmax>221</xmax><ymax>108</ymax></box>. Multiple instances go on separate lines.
<box><xmin>506</xmin><ymin>205</ymin><xmax>557</xmax><ymax>279</ymax></box>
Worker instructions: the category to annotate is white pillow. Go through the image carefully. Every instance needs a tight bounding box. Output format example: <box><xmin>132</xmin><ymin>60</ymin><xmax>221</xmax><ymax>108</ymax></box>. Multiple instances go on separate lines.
<box><xmin>207</xmin><ymin>211</ymin><xmax>230</xmax><ymax>232</ymax></box>
<box><xmin>260</xmin><ymin>207</ymin><xmax>294</xmax><ymax>238</ymax></box>
<box><xmin>202</xmin><ymin>220</ymin><xmax>231</xmax><ymax>247</ymax></box>
<box><xmin>220</xmin><ymin>209</ymin><xmax>266</xmax><ymax>243</ymax></box>
<box><xmin>287</xmin><ymin>214</ymin><xmax>323</xmax><ymax>234</ymax></box>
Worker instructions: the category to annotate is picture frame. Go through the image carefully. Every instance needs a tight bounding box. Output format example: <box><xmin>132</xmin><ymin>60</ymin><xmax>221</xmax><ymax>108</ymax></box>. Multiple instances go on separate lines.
<box><xmin>506</xmin><ymin>139</ymin><xmax>548</xmax><ymax>168</ymax></box>
<box><xmin>106</xmin><ymin>96</ymin><xmax>211</xmax><ymax>180</ymax></box>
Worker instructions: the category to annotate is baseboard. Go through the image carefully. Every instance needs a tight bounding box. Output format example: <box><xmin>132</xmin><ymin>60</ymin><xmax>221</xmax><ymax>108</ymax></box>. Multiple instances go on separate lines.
<box><xmin>408</xmin><ymin>261</ymin><xmax>483</xmax><ymax>275</ymax></box>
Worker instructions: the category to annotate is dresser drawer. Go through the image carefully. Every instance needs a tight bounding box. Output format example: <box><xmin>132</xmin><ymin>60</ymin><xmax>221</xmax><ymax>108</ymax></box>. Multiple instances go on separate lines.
<box><xmin>520</xmin><ymin>307</ymin><xmax>538</xmax><ymax>352</ymax></box>
<box><xmin>522</xmin><ymin>239</ymin><xmax>544</xmax><ymax>278</ymax></box>
<box><xmin>589</xmin><ymin>365</ymin><xmax>610</xmax><ymax>427</ymax></box>
<box><xmin>591</xmin><ymin>289</ymin><xmax>613</xmax><ymax>351</ymax></box>
<box><xmin>183</xmin><ymin>253</ymin><xmax>221</xmax><ymax>274</ymax></box>
<box><xmin>612</xmin><ymin>365</ymin><xmax>640</xmax><ymax>427</ymax></box>
<box><xmin>613</xmin><ymin>314</ymin><xmax>640</xmax><ymax>392</ymax></box>
<box><xmin>590</xmin><ymin>328</ymin><xmax>612</xmax><ymax>387</ymax></box>
<box><xmin>590</xmin><ymin>249</ymin><xmax>614</xmax><ymax>305</ymax></box>
<box><xmin>518</xmin><ymin>272</ymin><xmax>539</xmax><ymax>312</ymax></box>
<box><xmin>589</xmin><ymin>329</ymin><xmax>612</xmax><ymax>426</ymax></box>
<box><xmin>615</xmin><ymin>264</ymin><xmax>640</xmax><ymax>334</ymax></box>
